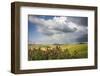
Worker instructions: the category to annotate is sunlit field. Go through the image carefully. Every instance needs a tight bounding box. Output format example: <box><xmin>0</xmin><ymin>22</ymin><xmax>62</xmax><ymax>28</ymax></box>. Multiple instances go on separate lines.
<box><xmin>28</xmin><ymin>43</ymin><xmax>88</xmax><ymax>60</ymax></box>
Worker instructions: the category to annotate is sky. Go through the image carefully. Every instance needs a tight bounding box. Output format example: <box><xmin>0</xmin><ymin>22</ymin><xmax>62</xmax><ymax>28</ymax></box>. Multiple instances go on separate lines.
<box><xmin>28</xmin><ymin>15</ymin><xmax>88</xmax><ymax>44</ymax></box>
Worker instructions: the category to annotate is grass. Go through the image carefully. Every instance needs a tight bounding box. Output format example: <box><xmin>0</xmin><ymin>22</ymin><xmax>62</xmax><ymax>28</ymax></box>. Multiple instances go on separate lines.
<box><xmin>28</xmin><ymin>43</ymin><xmax>88</xmax><ymax>60</ymax></box>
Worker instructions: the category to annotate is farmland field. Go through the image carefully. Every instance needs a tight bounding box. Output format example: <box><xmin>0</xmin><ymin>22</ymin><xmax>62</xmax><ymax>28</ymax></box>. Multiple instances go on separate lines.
<box><xmin>28</xmin><ymin>43</ymin><xmax>88</xmax><ymax>60</ymax></box>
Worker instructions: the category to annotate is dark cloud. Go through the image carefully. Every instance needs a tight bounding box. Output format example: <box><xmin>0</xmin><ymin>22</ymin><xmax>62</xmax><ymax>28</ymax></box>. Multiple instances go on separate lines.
<box><xmin>76</xmin><ymin>34</ymin><xmax>88</xmax><ymax>42</ymax></box>
<box><xmin>53</xmin><ymin>24</ymin><xmax>78</xmax><ymax>33</ymax></box>
<box><xmin>67</xmin><ymin>17</ymin><xmax>88</xmax><ymax>26</ymax></box>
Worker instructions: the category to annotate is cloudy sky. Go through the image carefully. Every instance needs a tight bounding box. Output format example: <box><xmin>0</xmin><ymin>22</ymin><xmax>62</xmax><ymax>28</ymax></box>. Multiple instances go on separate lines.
<box><xmin>28</xmin><ymin>15</ymin><xmax>88</xmax><ymax>44</ymax></box>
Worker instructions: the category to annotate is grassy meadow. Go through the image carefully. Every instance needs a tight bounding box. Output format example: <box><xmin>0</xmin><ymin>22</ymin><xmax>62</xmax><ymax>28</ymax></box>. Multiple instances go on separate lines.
<box><xmin>28</xmin><ymin>43</ymin><xmax>88</xmax><ymax>60</ymax></box>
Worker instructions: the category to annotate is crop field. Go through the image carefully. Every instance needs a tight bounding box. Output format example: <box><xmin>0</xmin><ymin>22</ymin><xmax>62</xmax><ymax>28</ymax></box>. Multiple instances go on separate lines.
<box><xmin>28</xmin><ymin>44</ymin><xmax>88</xmax><ymax>60</ymax></box>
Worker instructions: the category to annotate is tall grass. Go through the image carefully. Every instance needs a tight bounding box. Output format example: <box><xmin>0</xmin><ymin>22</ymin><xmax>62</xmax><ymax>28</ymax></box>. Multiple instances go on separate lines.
<box><xmin>28</xmin><ymin>44</ymin><xmax>88</xmax><ymax>60</ymax></box>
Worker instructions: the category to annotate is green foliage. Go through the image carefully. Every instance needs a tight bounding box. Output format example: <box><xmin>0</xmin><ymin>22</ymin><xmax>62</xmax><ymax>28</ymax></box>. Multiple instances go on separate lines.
<box><xmin>28</xmin><ymin>44</ymin><xmax>88</xmax><ymax>60</ymax></box>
